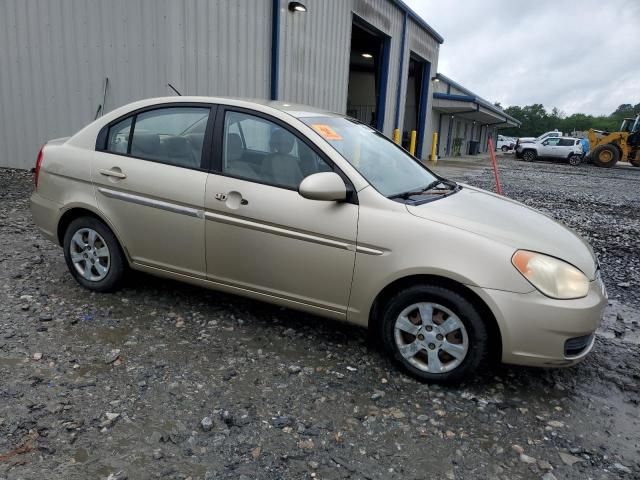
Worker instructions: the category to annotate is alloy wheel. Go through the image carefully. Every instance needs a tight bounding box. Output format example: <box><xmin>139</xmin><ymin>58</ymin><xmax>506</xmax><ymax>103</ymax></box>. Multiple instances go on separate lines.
<box><xmin>394</xmin><ymin>302</ymin><xmax>469</xmax><ymax>374</ymax></box>
<box><xmin>69</xmin><ymin>228</ymin><xmax>111</xmax><ymax>281</ymax></box>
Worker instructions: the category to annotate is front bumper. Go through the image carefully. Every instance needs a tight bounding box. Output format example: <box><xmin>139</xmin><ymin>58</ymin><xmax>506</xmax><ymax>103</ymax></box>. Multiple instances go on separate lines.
<box><xmin>469</xmin><ymin>276</ymin><xmax>607</xmax><ymax>367</ymax></box>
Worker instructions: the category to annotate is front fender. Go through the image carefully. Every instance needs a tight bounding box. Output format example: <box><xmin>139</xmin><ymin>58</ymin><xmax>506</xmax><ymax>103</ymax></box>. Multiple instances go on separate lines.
<box><xmin>346</xmin><ymin>202</ymin><xmax>534</xmax><ymax>326</ymax></box>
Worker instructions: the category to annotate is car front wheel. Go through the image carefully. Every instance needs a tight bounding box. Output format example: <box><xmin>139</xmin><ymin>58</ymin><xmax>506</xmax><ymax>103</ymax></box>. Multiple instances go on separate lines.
<box><xmin>63</xmin><ymin>216</ymin><xmax>126</xmax><ymax>292</ymax></box>
<box><xmin>522</xmin><ymin>150</ymin><xmax>536</xmax><ymax>162</ymax></box>
<box><xmin>380</xmin><ymin>285</ymin><xmax>489</xmax><ymax>384</ymax></box>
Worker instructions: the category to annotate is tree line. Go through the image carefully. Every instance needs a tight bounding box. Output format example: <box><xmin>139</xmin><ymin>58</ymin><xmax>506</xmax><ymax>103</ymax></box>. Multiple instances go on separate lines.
<box><xmin>497</xmin><ymin>102</ymin><xmax>640</xmax><ymax>138</ymax></box>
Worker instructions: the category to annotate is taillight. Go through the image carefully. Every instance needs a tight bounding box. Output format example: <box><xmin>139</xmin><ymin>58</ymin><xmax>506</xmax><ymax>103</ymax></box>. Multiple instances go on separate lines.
<box><xmin>34</xmin><ymin>145</ymin><xmax>44</xmax><ymax>188</ymax></box>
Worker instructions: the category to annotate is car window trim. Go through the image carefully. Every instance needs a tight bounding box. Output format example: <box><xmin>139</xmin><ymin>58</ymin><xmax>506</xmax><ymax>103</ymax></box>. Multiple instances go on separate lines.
<box><xmin>95</xmin><ymin>102</ymin><xmax>217</xmax><ymax>173</ymax></box>
<box><xmin>211</xmin><ymin>105</ymin><xmax>358</xmax><ymax>203</ymax></box>
<box><xmin>127</xmin><ymin>115</ymin><xmax>137</xmax><ymax>155</ymax></box>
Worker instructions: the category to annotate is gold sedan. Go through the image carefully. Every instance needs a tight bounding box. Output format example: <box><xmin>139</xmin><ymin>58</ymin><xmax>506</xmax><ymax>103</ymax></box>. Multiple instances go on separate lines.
<box><xmin>31</xmin><ymin>97</ymin><xmax>607</xmax><ymax>383</ymax></box>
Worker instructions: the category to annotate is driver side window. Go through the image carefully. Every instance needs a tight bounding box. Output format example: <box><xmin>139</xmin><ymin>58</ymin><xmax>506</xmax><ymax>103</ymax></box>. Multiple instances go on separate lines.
<box><xmin>222</xmin><ymin>111</ymin><xmax>332</xmax><ymax>189</ymax></box>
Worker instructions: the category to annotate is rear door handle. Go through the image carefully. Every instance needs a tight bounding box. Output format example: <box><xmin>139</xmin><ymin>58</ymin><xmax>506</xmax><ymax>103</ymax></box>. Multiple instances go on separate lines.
<box><xmin>99</xmin><ymin>168</ymin><xmax>127</xmax><ymax>179</ymax></box>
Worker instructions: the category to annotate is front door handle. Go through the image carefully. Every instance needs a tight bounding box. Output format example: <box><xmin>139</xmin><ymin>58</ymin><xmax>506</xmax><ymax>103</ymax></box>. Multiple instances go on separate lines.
<box><xmin>99</xmin><ymin>168</ymin><xmax>127</xmax><ymax>179</ymax></box>
<box><xmin>214</xmin><ymin>191</ymin><xmax>249</xmax><ymax>207</ymax></box>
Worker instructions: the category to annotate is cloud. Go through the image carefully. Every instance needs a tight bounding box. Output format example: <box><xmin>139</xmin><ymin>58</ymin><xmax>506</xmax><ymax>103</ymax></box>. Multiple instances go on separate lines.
<box><xmin>405</xmin><ymin>0</ymin><xmax>640</xmax><ymax>115</ymax></box>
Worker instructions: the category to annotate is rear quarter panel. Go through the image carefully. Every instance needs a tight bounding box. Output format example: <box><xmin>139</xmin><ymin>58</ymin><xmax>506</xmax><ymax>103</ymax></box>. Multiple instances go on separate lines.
<box><xmin>35</xmin><ymin>142</ymin><xmax>97</xmax><ymax>243</ymax></box>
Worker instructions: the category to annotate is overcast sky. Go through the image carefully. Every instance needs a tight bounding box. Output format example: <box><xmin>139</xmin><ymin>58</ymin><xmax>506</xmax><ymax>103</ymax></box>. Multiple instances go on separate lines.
<box><xmin>404</xmin><ymin>0</ymin><xmax>640</xmax><ymax>116</ymax></box>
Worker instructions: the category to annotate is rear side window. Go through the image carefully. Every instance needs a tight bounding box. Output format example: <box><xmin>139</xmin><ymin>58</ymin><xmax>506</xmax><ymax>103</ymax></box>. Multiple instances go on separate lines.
<box><xmin>107</xmin><ymin>117</ymin><xmax>132</xmax><ymax>154</ymax></box>
<box><xmin>105</xmin><ymin>107</ymin><xmax>210</xmax><ymax>169</ymax></box>
<box><xmin>131</xmin><ymin>108</ymin><xmax>209</xmax><ymax>169</ymax></box>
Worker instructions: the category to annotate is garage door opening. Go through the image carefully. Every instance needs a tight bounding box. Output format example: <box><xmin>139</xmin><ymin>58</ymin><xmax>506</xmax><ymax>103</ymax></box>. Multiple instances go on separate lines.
<box><xmin>402</xmin><ymin>54</ymin><xmax>430</xmax><ymax>156</ymax></box>
<box><xmin>346</xmin><ymin>19</ymin><xmax>390</xmax><ymax>131</ymax></box>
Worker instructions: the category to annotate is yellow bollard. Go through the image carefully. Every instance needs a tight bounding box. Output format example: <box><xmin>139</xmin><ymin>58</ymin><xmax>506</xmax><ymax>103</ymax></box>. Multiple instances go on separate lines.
<box><xmin>393</xmin><ymin>128</ymin><xmax>400</xmax><ymax>145</ymax></box>
<box><xmin>430</xmin><ymin>132</ymin><xmax>438</xmax><ymax>164</ymax></box>
<box><xmin>409</xmin><ymin>130</ymin><xmax>417</xmax><ymax>156</ymax></box>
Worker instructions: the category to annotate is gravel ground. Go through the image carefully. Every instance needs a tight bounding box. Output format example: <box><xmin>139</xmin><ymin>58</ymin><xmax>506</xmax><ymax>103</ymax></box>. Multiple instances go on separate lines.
<box><xmin>0</xmin><ymin>159</ymin><xmax>639</xmax><ymax>480</ymax></box>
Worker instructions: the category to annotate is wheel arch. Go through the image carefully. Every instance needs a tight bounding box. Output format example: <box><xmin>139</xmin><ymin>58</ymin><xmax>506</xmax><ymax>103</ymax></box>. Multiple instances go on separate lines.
<box><xmin>368</xmin><ymin>274</ymin><xmax>502</xmax><ymax>361</ymax></box>
<box><xmin>57</xmin><ymin>205</ymin><xmax>130</xmax><ymax>263</ymax></box>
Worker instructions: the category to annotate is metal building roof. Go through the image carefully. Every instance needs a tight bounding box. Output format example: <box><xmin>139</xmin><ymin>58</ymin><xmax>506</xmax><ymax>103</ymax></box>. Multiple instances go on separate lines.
<box><xmin>435</xmin><ymin>73</ymin><xmax>522</xmax><ymax>126</ymax></box>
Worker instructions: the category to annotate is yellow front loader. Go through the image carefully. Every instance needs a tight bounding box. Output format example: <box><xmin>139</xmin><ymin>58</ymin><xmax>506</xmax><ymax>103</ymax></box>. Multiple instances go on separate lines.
<box><xmin>588</xmin><ymin>114</ymin><xmax>640</xmax><ymax>168</ymax></box>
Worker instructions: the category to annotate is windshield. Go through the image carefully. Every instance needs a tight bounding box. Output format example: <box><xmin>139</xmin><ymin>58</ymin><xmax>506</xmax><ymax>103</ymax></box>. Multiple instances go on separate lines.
<box><xmin>300</xmin><ymin>116</ymin><xmax>438</xmax><ymax>197</ymax></box>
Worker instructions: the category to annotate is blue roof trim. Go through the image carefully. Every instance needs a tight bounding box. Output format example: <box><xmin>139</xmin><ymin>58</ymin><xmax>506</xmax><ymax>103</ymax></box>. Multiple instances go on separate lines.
<box><xmin>433</xmin><ymin>92</ymin><xmax>476</xmax><ymax>103</ymax></box>
<box><xmin>390</xmin><ymin>0</ymin><xmax>444</xmax><ymax>44</ymax></box>
<box><xmin>435</xmin><ymin>73</ymin><xmax>521</xmax><ymax>126</ymax></box>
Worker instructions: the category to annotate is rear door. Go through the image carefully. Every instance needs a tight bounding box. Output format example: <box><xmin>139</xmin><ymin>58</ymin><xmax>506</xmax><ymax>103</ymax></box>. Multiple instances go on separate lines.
<box><xmin>204</xmin><ymin>107</ymin><xmax>358</xmax><ymax>315</ymax></box>
<box><xmin>92</xmin><ymin>104</ymin><xmax>215</xmax><ymax>277</ymax></box>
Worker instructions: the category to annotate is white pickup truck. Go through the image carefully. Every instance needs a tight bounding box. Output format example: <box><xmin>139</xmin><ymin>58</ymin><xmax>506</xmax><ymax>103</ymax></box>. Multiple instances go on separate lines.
<box><xmin>515</xmin><ymin>130</ymin><xmax>562</xmax><ymax>157</ymax></box>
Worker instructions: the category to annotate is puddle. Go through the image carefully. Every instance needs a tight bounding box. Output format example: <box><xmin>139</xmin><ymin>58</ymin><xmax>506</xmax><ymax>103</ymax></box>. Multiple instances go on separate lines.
<box><xmin>598</xmin><ymin>301</ymin><xmax>640</xmax><ymax>345</ymax></box>
<box><xmin>0</xmin><ymin>356</ymin><xmax>25</xmax><ymax>367</ymax></box>
<box><xmin>73</xmin><ymin>448</ymin><xmax>89</xmax><ymax>464</ymax></box>
<box><xmin>88</xmin><ymin>326</ymin><xmax>135</xmax><ymax>345</ymax></box>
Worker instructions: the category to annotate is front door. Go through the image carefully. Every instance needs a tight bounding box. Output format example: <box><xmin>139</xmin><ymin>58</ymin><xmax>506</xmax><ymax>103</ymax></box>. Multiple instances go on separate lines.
<box><xmin>539</xmin><ymin>137</ymin><xmax>561</xmax><ymax>157</ymax></box>
<box><xmin>204</xmin><ymin>108</ymin><xmax>358</xmax><ymax>314</ymax></box>
<box><xmin>92</xmin><ymin>105</ymin><xmax>214</xmax><ymax>277</ymax></box>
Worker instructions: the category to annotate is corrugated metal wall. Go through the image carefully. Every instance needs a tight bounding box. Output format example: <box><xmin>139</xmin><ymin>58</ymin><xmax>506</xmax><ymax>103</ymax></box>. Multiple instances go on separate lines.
<box><xmin>0</xmin><ymin>0</ymin><xmax>441</xmax><ymax>169</ymax></box>
<box><xmin>278</xmin><ymin>0</ymin><xmax>408</xmax><ymax>136</ymax></box>
<box><xmin>278</xmin><ymin>0</ymin><xmax>352</xmax><ymax>112</ymax></box>
<box><xmin>0</xmin><ymin>0</ymin><xmax>271</xmax><ymax>169</ymax></box>
<box><xmin>273</xmin><ymin>0</ymin><xmax>440</xmax><ymax>153</ymax></box>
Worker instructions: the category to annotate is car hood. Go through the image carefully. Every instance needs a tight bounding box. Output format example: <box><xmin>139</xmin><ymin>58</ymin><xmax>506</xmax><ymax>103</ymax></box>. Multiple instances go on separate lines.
<box><xmin>406</xmin><ymin>185</ymin><xmax>597</xmax><ymax>279</ymax></box>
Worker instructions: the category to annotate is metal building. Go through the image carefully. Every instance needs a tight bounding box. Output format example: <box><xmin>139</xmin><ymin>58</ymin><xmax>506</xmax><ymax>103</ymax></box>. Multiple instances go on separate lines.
<box><xmin>0</xmin><ymin>0</ymin><xmax>444</xmax><ymax>170</ymax></box>
<box><xmin>428</xmin><ymin>74</ymin><xmax>521</xmax><ymax>157</ymax></box>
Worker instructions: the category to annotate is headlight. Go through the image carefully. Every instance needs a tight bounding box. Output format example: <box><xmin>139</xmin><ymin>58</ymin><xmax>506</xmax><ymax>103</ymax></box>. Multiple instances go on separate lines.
<box><xmin>512</xmin><ymin>250</ymin><xmax>589</xmax><ymax>299</ymax></box>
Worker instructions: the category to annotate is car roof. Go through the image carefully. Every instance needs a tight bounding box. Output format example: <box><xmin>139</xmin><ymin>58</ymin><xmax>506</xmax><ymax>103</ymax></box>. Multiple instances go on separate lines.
<box><xmin>542</xmin><ymin>136</ymin><xmax>579</xmax><ymax>140</ymax></box>
<box><xmin>127</xmin><ymin>96</ymin><xmax>342</xmax><ymax>119</ymax></box>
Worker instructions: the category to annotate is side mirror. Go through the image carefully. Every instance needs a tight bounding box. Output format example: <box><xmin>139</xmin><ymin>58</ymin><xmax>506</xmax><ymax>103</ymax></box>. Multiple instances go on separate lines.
<box><xmin>298</xmin><ymin>172</ymin><xmax>347</xmax><ymax>202</ymax></box>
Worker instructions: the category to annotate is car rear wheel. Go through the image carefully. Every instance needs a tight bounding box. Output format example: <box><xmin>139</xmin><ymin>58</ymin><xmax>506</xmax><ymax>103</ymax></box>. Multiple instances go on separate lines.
<box><xmin>380</xmin><ymin>285</ymin><xmax>489</xmax><ymax>384</ymax></box>
<box><xmin>568</xmin><ymin>154</ymin><xmax>581</xmax><ymax>166</ymax></box>
<box><xmin>591</xmin><ymin>144</ymin><xmax>619</xmax><ymax>168</ymax></box>
<box><xmin>522</xmin><ymin>150</ymin><xmax>536</xmax><ymax>162</ymax></box>
<box><xmin>63</xmin><ymin>216</ymin><xmax>126</xmax><ymax>292</ymax></box>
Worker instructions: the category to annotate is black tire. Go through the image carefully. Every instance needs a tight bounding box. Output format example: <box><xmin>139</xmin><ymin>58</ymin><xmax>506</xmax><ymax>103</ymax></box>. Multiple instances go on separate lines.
<box><xmin>568</xmin><ymin>154</ymin><xmax>581</xmax><ymax>166</ymax></box>
<box><xmin>591</xmin><ymin>144</ymin><xmax>619</xmax><ymax>168</ymax></box>
<box><xmin>522</xmin><ymin>150</ymin><xmax>536</xmax><ymax>162</ymax></box>
<box><xmin>63</xmin><ymin>216</ymin><xmax>126</xmax><ymax>292</ymax></box>
<box><xmin>379</xmin><ymin>284</ymin><xmax>489</xmax><ymax>384</ymax></box>
<box><xmin>501</xmin><ymin>145</ymin><xmax>509</xmax><ymax>152</ymax></box>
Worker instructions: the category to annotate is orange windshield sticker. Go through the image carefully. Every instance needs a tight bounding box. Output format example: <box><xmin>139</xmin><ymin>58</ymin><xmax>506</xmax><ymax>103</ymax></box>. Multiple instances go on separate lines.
<box><xmin>311</xmin><ymin>124</ymin><xmax>342</xmax><ymax>141</ymax></box>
